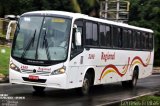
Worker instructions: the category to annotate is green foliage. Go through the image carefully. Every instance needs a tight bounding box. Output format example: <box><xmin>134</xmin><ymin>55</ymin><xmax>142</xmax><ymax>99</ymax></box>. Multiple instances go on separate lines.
<box><xmin>121</xmin><ymin>96</ymin><xmax>160</xmax><ymax>106</ymax></box>
<box><xmin>0</xmin><ymin>0</ymin><xmax>99</xmax><ymax>17</ymax></box>
<box><xmin>70</xmin><ymin>0</ymin><xmax>99</xmax><ymax>17</ymax></box>
<box><xmin>129</xmin><ymin>0</ymin><xmax>160</xmax><ymax>65</ymax></box>
<box><xmin>0</xmin><ymin>46</ymin><xmax>10</xmax><ymax>75</ymax></box>
<box><xmin>85</xmin><ymin>0</ymin><xmax>96</xmax><ymax>7</ymax></box>
<box><xmin>140</xmin><ymin>95</ymin><xmax>160</xmax><ymax>101</ymax></box>
<box><xmin>70</xmin><ymin>0</ymin><xmax>81</xmax><ymax>13</ymax></box>
<box><xmin>0</xmin><ymin>0</ymin><xmax>74</xmax><ymax>17</ymax></box>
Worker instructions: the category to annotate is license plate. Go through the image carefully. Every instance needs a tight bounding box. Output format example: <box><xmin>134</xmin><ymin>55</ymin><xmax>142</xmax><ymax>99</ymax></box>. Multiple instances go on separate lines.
<box><xmin>29</xmin><ymin>75</ymin><xmax>39</xmax><ymax>80</ymax></box>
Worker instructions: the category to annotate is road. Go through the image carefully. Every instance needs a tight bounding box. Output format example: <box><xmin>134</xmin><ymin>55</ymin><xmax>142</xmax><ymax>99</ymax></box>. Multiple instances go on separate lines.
<box><xmin>0</xmin><ymin>75</ymin><xmax>160</xmax><ymax>106</ymax></box>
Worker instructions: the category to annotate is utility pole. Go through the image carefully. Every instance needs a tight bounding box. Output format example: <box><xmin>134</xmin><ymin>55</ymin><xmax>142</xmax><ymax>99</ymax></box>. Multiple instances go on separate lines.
<box><xmin>99</xmin><ymin>0</ymin><xmax>130</xmax><ymax>23</ymax></box>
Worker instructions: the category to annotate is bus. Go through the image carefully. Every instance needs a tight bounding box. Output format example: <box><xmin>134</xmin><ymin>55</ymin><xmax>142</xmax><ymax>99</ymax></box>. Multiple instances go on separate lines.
<box><xmin>9</xmin><ymin>11</ymin><xmax>154</xmax><ymax>95</ymax></box>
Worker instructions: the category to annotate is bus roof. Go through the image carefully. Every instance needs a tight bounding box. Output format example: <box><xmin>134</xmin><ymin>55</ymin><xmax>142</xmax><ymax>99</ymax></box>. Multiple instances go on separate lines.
<box><xmin>22</xmin><ymin>11</ymin><xmax>153</xmax><ymax>33</ymax></box>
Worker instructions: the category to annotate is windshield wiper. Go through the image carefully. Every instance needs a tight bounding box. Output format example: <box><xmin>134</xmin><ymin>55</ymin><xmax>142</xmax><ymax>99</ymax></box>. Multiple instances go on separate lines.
<box><xmin>21</xmin><ymin>29</ymin><xmax>36</xmax><ymax>59</ymax></box>
<box><xmin>43</xmin><ymin>29</ymin><xmax>51</xmax><ymax>60</ymax></box>
<box><xmin>16</xmin><ymin>22</ymin><xmax>20</xmax><ymax>30</ymax></box>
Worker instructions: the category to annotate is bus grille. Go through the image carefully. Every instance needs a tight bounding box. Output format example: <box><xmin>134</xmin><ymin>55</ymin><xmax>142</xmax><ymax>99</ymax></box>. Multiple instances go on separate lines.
<box><xmin>21</xmin><ymin>70</ymin><xmax>51</xmax><ymax>76</ymax></box>
<box><xmin>22</xmin><ymin>77</ymin><xmax>46</xmax><ymax>83</ymax></box>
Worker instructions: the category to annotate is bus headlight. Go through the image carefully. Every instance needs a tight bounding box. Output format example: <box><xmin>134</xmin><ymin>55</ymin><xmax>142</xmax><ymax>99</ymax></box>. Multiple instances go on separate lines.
<box><xmin>51</xmin><ymin>67</ymin><xmax>65</xmax><ymax>75</ymax></box>
<box><xmin>10</xmin><ymin>62</ymin><xmax>20</xmax><ymax>72</ymax></box>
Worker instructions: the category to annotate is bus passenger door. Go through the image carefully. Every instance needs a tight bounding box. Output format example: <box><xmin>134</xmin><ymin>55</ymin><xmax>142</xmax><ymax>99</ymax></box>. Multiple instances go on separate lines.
<box><xmin>68</xmin><ymin>20</ymin><xmax>84</xmax><ymax>88</ymax></box>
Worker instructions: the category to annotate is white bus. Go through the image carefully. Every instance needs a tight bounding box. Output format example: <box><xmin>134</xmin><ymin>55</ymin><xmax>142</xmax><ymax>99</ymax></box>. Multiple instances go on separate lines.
<box><xmin>9</xmin><ymin>11</ymin><xmax>154</xmax><ymax>95</ymax></box>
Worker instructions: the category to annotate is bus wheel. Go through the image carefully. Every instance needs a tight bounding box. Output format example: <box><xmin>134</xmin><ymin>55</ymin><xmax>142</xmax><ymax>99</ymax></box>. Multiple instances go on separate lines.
<box><xmin>78</xmin><ymin>74</ymin><xmax>91</xmax><ymax>96</ymax></box>
<box><xmin>33</xmin><ymin>86</ymin><xmax>45</xmax><ymax>92</ymax></box>
<box><xmin>122</xmin><ymin>70</ymin><xmax>138</xmax><ymax>88</ymax></box>
<box><xmin>129</xmin><ymin>70</ymin><xmax>138</xmax><ymax>88</ymax></box>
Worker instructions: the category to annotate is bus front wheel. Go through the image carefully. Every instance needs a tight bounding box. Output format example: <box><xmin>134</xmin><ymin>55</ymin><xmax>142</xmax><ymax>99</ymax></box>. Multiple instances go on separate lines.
<box><xmin>77</xmin><ymin>73</ymin><xmax>91</xmax><ymax>96</ymax></box>
<box><xmin>33</xmin><ymin>86</ymin><xmax>45</xmax><ymax>92</ymax></box>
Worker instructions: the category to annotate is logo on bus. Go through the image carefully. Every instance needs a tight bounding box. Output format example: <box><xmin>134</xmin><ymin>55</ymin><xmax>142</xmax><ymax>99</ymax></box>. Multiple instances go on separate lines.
<box><xmin>101</xmin><ymin>52</ymin><xmax>115</xmax><ymax>62</ymax></box>
<box><xmin>38</xmin><ymin>67</ymin><xmax>51</xmax><ymax>71</ymax></box>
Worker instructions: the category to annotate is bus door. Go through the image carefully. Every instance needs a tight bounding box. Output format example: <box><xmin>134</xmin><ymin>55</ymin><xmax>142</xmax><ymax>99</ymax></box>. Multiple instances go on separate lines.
<box><xmin>68</xmin><ymin>19</ymin><xmax>84</xmax><ymax>87</ymax></box>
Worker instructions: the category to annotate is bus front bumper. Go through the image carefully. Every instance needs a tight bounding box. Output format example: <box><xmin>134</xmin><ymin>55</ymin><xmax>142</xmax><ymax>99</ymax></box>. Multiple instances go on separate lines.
<box><xmin>9</xmin><ymin>69</ymin><xmax>68</xmax><ymax>89</ymax></box>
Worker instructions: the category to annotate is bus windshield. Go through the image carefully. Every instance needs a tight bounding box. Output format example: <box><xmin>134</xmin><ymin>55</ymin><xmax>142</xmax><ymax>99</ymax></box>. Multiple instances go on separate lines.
<box><xmin>12</xmin><ymin>16</ymin><xmax>71</xmax><ymax>62</ymax></box>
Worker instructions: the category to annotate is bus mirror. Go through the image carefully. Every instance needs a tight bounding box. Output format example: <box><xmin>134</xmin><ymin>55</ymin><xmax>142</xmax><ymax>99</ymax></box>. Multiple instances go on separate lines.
<box><xmin>75</xmin><ymin>31</ymin><xmax>82</xmax><ymax>46</ymax></box>
<box><xmin>73</xmin><ymin>24</ymin><xmax>77</xmax><ymax>29</ymax></box>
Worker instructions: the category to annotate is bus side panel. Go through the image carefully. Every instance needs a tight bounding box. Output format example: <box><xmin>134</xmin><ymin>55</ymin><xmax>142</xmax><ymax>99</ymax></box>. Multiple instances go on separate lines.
<box><xmin>81</xmin><ymin>49</ymin><xmax>153</xmax><ymax>85</ymax></box>
<box><xmin>67</xmin><ymin>48</ymin><xmax>153</xmax><ymax>88</ymax></box>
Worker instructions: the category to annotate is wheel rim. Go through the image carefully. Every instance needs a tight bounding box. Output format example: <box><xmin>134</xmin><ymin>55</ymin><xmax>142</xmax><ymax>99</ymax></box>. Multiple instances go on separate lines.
<box><xmin>82</xmin><ymin>78</ymin><xmax>90</xmax><ymax>94</ymax></box>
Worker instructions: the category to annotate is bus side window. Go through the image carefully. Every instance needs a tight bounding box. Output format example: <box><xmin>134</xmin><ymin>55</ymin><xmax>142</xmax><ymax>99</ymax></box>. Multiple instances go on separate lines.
<box><xmin>71</xmin><ymin>20</ymin><xmax>83</xmax><ymax>58</ymax></box>
<box><xmin>122</xmin><ymin>29</ymin><xmax>128</xmax><ymax>48</ymax></box>
<box><xmin>133</xmin><ymin>31</ymin><xmax>136</xmax><ymax>49</ymax></box>
<box><xmin>85</xmin><ymin>22</ymin><xmax>93</xmax><ymax>45</ymax></box>
<box><xmin>118</xmin><ymin>28</ymin><xmax>122</xmax><ymax>48</ymax></box>
<box><xmin>146</xmin><ymin>33</ymin><xmax>149</xmax><ymax>50</ymax></box>
<box><xmin>128</xmin><ymin>30</ymin><xmax>133</xmax><ymax>49</ymax></box>
<box><xmin>100</xmin><ymin>24</ymin><xmax>106</xmax><ymax>47</ymax></box>
<box><xmin>136</xmin><ymin>32</ymin><xmax>141</xmax><ymax>49</ymax></box>
<box><xmin>106</xmin><ymin>25</ymin><xmax>111</xmax><ymax>47</ymax></box>
<box><xmin>112</xmin><ymin>26</ymin><xmax>118</xmax><ymax>47</ymax></box>
<box><xmin>149</xmin><ymin>34</ymin><xmax>153</xmax><ymax>50</ymax></box>
<box><xmin>85</xmin><ymin>21</ymin><xmax>98</xmax><ymax>46</ymax></box>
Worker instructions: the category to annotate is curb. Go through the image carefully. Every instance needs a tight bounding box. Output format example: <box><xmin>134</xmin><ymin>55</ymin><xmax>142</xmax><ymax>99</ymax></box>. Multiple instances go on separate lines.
<box><xmin>97</xmin><ymin>91</ymin><xmax>159</xmax><ymax>106</ymax></box>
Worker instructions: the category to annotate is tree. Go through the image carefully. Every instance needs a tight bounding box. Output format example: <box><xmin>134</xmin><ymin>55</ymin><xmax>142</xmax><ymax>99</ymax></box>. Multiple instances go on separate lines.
<box><xmin>129</xmin><ymin>0</ymin><xmax>160</xmax><ymax>65</ymax></box>
<box><xmin>70</xmin><ymin>0</ymin><xmax>99</xmax><ymax>17</ymax></box>
<box><xmin>0</xmin><ymin>0</ymin><xmax>74</xmax><ymax>17</ymax></box>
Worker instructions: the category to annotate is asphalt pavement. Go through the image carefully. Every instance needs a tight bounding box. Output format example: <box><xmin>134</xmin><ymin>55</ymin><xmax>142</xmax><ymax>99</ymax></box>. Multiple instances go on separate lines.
<box><xmin>0</xmin><ymin>75</ymin><xmax>160</xmax><ymax>106</ymax></box>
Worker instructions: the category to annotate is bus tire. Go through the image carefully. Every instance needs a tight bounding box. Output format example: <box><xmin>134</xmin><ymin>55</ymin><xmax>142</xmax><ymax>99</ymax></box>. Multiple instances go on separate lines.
<box><xmin>33</xmin><ymin>86</ymin><xmax>45</xmax><ymax>92</ymax></box>
<box><xmin>122</xmin><ymin>69</ymin><xmax>138</xmax><ymax>88</ymax></box>
<box><xmin>77</xmin><ymin>73</ymin><xmax>91</xmax><ymax>96</ymax></box>
<box><xmin>129</xmin><ymin>69</ymin><xmax>138</xmax><ymax>88</ymax></box>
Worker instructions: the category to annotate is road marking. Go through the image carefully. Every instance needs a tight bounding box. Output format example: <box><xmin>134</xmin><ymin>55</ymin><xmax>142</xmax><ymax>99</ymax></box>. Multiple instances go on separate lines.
<box><xmin>96</xmin><ymin>91</ymin><xmax>159</xmax><ymax>106</ymax></box>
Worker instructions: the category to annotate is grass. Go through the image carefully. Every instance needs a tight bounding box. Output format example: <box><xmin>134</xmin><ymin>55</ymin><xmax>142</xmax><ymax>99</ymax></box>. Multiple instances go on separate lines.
<box><xmin>0</xmin><ymin>45</ymin><xmax>11</xmax><ymax>75</ymax></box>
<box><xmin>136</xmin><ymin>95</ymin><xmax>160</xmax><ymax>101</ymax></box>
<box><xmin>121</xmin><ymin>95</ymin><xmax>160</xmax><ymax>106</ymax></box>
